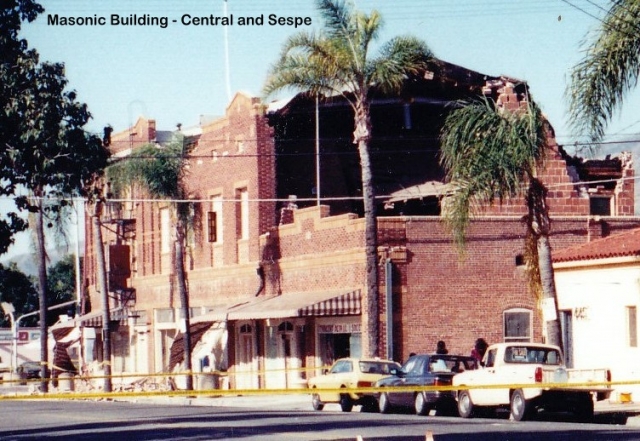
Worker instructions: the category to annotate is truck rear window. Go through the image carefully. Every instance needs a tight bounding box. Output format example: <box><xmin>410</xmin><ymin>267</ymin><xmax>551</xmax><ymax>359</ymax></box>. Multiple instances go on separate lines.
<box><xmin>503</xmin><ymin>346</ymin><xmax>561</xmax><ymax>365</ymax></box>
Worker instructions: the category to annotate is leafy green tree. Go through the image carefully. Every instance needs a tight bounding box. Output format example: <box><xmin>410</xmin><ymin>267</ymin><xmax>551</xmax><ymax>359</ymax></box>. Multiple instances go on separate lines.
<box><xmin>439</xmin><ymin>96</ymin><xmax>563</xmax><ymax>348</ymax></box>
<box><xmin>1</xmin><ymin>0</ymin><xmax>110</xmax><ymax>391</ymax></box>
<box><xmin>108</xmin><ymin>139</ymin><xmax>195</xmax><ymax>389</ymax></box>
<box><xmin>568</xmin><ymin>1</ymin><xmax>640</xmax><ymax>142</ymax></box>
<box><xmin>0</xmin><ymin>0</ymin><xmax>42</xmax><ymax>253</ymax></box>
<box><xmin>263</xmin><ymin>0</ymin><xmax>433</xmax><ymax>357</ymax></box>
<box><xmin>46</xmin><ymin>254</ymin><xmax>78</xmax><ymax>324</ymax></box>
<box><xmin>0</xmin><ymin>256</ymin><xmax>77</xmax><ymax>328</ymax></box>
<box><xmin>0</xmin><ymin>263</ymin><xmax>38</xmax><ymax>327</ymax></box>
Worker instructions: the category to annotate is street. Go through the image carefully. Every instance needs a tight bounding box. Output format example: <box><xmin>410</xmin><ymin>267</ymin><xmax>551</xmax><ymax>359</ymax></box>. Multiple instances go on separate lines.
<box><xmin>0</xmin><ymin>398</ymin><xmax>639</xmax><ymax>441</ymax></box>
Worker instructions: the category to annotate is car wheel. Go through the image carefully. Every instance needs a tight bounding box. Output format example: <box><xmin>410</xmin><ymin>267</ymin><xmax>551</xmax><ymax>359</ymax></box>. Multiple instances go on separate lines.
<box><xmin>379</xmin><ymin>391</ymin><xmax>393</xmax><ymax>414</ymax></box>
<box><xmin>414</xmin><ymin>392</ymin><xmax>431</xmax><ymax>416</ymax></box>
<box><xmin>510</xmin><ymin>389</ymin><xmax>532</xmax><ymax>421</ymax></box>
<box><xmin>311</xmin><ymin>392</ymin><xmax>324</xmax><ymax>411</ymax></box>
<box><xmin>573</xmin><ymin>393</ymin><xmax>594</xmax><ymax>422</ymax></box>
<box><xmin>339</xmin><ymin>393</ymin><xmax>353</xmax><ymax>412</ymax></box>
<box><xmin>457</xmin><ymin>390</ymin><xmax>475</xmax><ymax>418</ymax></box>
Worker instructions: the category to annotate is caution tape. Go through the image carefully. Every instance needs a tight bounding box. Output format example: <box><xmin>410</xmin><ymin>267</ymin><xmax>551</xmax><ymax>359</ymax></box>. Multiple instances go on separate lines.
<box><xmin>1</xmin><ymin>374</ymin><xmax>637</xmax><ymax>402</ymax></box>
<box><xmin>2</xmin><ymin>361</ymin><xmax>638</xmax><ymax>402</ymax></box>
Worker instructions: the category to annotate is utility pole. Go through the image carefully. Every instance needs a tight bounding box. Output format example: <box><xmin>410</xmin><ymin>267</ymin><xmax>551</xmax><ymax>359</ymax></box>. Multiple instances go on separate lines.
<box><xmin>92</xmin><ymin>198</ymin><xmax>112</xmax><ymax>392</ymax></box>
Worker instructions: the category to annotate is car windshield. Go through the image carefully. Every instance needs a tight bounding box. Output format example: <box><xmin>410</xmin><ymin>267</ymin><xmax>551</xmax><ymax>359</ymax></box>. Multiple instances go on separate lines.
<box><xmin>358</xmin><ymin>361</ymin><xmax>399</xmax><ymax>374</ymax></box>
<box><xmin>503</xmin><ymin>346</ymin><xmax>562</xmax><ymax>365</ymax></box>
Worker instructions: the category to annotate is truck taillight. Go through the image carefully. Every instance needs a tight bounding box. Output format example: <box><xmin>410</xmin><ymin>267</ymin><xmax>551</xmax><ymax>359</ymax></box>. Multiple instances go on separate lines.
<box><xmin>535</xmin><ymin>367</ymin><xmax>543</xmax><ymax>383</ymax></box>
<box><xmin>606</xmin><ymin>370</ymin><xmax>612</xmax><ymax>383</ymax></box>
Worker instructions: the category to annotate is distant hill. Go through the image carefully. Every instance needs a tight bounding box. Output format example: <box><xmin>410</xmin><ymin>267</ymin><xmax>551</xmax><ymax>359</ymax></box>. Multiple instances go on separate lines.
<box><xmin>0</xmin><ymin>246</ymin><xmax>79</xmax><ymax>275</ymax></box>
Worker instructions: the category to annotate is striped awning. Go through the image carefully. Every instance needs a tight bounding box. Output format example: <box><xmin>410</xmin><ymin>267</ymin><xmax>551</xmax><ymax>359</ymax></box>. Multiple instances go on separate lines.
<box><xmin>298</xmin><ymin>289</ymin><xmax>361</xmax><ymax>316</ymax></box>
<box><xmin>50</xmin><ymin>308</ymin><xmax>127</xmax><ymax>329</ymax></box>
<box><xmin>227</xmin><ymin>289</ymin><xmax>361</xmax><ymax>320</ymax></box>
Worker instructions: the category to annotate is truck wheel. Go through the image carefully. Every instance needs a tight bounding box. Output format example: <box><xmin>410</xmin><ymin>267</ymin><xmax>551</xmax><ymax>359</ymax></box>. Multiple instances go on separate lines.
<box><xmin>339</xmin><ymin>393</ymin><xmax>353</xmax><ymax>412</ymax></box>
<box><xmin>311</xmin><ymin>392</ymin><xmax>324</xmax><ymax>411</ymax></box>
<box><xmin>457</xmin><ymin>390</ymin><xmax>475</xmax><ymax>418</ymax></box>
<box><xmin>510</xmin><ymin>389</ymin><xmax>532</xmax><ymax>421</ymax></box>
<box><xmin>379</xmin><ymin>391</ymin><xmax>393</xmax><ymax>414</ymax></box>
<box><xmin>415</xmin><ymin>392</ymin><xmax>431</xmax><ymax>416</ymax></box>
<box><xmin>574</xmin><ymin>393</ymin><xmax>594</xmax><ymax>422</ymax></box>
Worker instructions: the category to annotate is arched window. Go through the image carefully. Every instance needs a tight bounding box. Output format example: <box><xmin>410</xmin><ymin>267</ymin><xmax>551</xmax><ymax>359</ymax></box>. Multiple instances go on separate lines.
<box><xmin>503</xmin><ymin>308</ymin><xmax>532</xmax><ymax>342</ymax></box>
<box><xmin>278</xmin><ymin>321</ymin><xmax>294</xmax><ymax>333</ymax></box>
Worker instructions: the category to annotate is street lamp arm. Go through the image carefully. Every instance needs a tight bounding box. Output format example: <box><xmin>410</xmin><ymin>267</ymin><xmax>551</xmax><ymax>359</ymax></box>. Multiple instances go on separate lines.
<box><xmin>16</xmin><ymin>300</ymin><xmax>78</xmax><ymax>327</ymax></box>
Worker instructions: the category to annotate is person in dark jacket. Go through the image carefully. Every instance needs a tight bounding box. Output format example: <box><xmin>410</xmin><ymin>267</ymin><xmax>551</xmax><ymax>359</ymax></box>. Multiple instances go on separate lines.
<box><xmin>436</xmin><ymin>340</ymin><xmax>449</xmax><ymax>354</ymax></box>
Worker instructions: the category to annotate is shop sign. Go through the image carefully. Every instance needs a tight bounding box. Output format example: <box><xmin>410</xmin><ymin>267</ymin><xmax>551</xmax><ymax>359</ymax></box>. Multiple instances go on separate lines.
<box><xmin>317</xmin><ymin>323</ymin><xmax>361</xmax><ymax>334</ymax></box>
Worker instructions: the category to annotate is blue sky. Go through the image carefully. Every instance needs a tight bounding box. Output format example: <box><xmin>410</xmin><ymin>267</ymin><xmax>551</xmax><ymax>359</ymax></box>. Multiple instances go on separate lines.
<box><xmin>4</xmin><ymin>0</ymin><xmax>640</xmax><ymax>261</ymax></box>
<box><xmin>19</xmin><ymin>0</ymin><xmax>640</xmax><ymax>145</ymax></box>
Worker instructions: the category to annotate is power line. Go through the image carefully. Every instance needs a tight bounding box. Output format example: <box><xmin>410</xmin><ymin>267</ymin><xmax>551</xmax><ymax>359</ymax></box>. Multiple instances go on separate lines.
<box><xmin>1</xmin><ymin>173</ymin><xmax>636</xmax><ymax>204</ymax></box>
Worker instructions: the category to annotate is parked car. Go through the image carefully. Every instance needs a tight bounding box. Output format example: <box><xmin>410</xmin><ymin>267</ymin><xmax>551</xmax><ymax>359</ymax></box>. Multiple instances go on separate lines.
<box><xmin>17</xmin><ymin>361</ymin><xmax>42</xmax><ymax>385</ymax></box>
<box><xmin>307</xmin><ymin>357</ymin><xmax>401</xmax><ymax>412</ymax></box>
<box><xmin>376</xmin><ymin>354</ymin><xmax>478</xmax><ymax>416</ymax></box>
<box><xmin>452</xmin><ymin>342</ymin><xmax>611</xmax><ymax>421</ymax></box>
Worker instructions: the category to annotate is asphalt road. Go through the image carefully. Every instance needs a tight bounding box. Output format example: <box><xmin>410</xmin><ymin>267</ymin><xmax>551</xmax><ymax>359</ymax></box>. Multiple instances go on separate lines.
<box><xmin>0</xmin><ymin>399</ymin><xmax>639</xmax><ymax>441</ymax></box>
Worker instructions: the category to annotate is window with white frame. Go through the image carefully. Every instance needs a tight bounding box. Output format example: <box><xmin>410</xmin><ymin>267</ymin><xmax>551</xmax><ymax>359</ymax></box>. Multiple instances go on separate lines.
<box><xmin>236</xmin><ymin>188</ymin><xmax>249</xmax><ymax>240</ymax></box>
<box><xmin>589</xmin><ymin>195</ymin><xmax>613</xmax><ymax>216</ymax></box>
<box><xmin>160</xmin><ymin>208</ymin><xmax>171</xmax><ymax>254</ymax></box>
<box><xmin>627</xmin><ymin>306</ymin><xmax>638</xmax><ymax>347</ymax></box>
<box><xmin>208</xmin><ymin>195</ymin><xmax>223</xmax><ymax>243</ymax></box>
<box><xmin>503</xmin><ymin>308</ymin><xmax>532</xmax><ymax>342</ymax></box>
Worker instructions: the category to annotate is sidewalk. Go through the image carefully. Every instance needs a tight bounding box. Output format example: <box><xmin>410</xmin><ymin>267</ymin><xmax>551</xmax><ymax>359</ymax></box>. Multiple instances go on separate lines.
<box><xmin>117</xmin><ymin>392</ymin><xmax>312</xmax><ymax>410</ymax></box>
<box><xmin>121</xmin><ymin>391</ymin><xmax>640</xmax><ymax>418</ymax></box>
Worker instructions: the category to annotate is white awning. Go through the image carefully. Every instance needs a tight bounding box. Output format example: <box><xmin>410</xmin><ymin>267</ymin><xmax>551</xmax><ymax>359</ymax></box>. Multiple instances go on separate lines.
<box><xmin>386</xmin><ymin>181</ymin><xmax>452</xmax><ymax>203</ymax></box>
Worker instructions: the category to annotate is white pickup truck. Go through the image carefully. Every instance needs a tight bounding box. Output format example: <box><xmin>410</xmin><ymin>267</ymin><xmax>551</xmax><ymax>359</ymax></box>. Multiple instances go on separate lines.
<box><xmin>452</xmin><ymin>342</ymin><xmax>611</xmax><ymax>421</ymax></box>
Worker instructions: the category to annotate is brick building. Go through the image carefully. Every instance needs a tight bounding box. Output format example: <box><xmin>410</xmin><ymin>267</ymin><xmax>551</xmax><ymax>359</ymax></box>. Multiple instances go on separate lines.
<box><xmin>71</xmin><ymin>62</ymin><xmax>639</xmax><ymax>390</ymax></box>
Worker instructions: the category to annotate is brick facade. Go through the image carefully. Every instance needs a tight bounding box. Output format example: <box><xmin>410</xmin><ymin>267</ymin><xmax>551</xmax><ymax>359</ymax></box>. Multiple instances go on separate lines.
<box><xmin>81</xmin><ymin>78</ymin><xmax>640</xmax><ymax>383</ymax></box>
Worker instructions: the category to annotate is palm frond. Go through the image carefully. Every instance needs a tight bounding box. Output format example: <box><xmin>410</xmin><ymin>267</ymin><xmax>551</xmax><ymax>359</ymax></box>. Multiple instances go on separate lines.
<box><xmin>369</xmin><ymin>36</ymin><xmax>433</xmax><ymax>94</ymax></box>
<box><xmin>263</xmin><ymin>31</ymin><xmax>355</xmax><ymax>99</ymax></box>
<box><xmin>567</xmin><ymin>0</ymin><xmax>640</xmax><ymax>142</ymax></box>
<box><xmin>439</xmin><ymin>97</ymin><xmax>547</xmax><ymax>249</ymax></box>
<box><xmin>316</xmin><ymin>0</ymin><xmax>354</xmax><ymax>40</ymax></box>
<box><xmin>107</xmin><ymin>141</ymin><xmax>185</xmax><ymax>200</ymax></box>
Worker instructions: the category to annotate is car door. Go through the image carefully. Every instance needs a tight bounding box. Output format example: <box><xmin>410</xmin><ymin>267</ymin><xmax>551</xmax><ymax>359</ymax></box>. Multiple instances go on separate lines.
<box><xmin>467</xmin><ymin>348</ymin><xmax>511</xmax><ymax>405</ymax></box>
<box><xmin>315</xmin><ymin>359</ymin><xmax>353</xmax><ymax>402</ymax></box>
<box><xmin>395</xmin><ymin>356</ymin><xmax>427</xmax><ymax>407</ymax></box>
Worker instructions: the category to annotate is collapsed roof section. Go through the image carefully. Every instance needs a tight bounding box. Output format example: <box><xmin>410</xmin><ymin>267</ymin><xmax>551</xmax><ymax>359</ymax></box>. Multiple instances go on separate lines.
<box><xmin>266</xmin><ymin>58</ymin><xmax>634</xmax><ymax>218</ymax></box>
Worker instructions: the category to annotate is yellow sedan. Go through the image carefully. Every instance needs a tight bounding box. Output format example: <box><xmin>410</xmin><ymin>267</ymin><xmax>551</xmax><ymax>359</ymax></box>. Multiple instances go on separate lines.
<box><xmin>307</xmin><ymin>358</ymin><xmax>401</xmax><ymax>412</ymax></box>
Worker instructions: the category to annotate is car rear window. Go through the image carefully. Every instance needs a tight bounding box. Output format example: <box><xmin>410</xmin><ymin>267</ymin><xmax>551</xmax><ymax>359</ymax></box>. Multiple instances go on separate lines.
<box><xmin>504</xmin><ymin>346</ymin><xmax>562</xmax><ymax>365</ymax></box>
<box><xmin>429</xmin><ymin>356</ymin><xmax>478</xmax><ymax>373</ymax></box>
<box><xmin>358</xmin><ymin>361</ymin><xmax>398</xmax><ymax>374</ymax></box>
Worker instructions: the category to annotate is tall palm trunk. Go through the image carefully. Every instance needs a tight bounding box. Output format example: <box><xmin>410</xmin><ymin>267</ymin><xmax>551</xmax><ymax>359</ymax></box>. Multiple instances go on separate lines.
<box><xmin>92</xmin><ymin>200</ymin><xmax>112</xmax><ymax>392</ymax></box>
<box><xmin>32</xmin><ymin>194</ymin><xmax>49</xmax><ymax>392</ymax></box>
<box><xmin>354</xmin><ymin>99</ymin><xmax>379</xmax><ymax>358</ymax></box>
<box><xmin>527</xmin><ymin>178</ymin><xmax>562</xmax><ymax>348</ymax></box>
<box><xmin>175</xmin><ymin>215</ymin><xmax>193</xmax><ymax>390</ymax></box>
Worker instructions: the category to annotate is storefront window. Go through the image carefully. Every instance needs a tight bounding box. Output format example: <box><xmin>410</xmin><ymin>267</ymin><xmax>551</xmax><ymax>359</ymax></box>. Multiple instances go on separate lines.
<box><xmin>317</xmin><ymin>320</ymin><xmax>361</xmax><ymax>365</ymax></box>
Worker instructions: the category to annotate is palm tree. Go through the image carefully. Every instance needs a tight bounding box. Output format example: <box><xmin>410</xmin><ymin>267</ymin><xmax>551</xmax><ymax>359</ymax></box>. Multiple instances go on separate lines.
<box><xmin>568</xmin><ymin>1</ymin><xmax>640</xmax><ymax>143</ymax></box>
<box><xmin>108</xmin><ymin>137</ymin><xmax>195</xmax><ymax>389</ymax></box>
<box><xmin>263</xmin><ymin>0</ymin><xmax>433</xmax><ymax>357</ymax></box>
<box><xmin>439</xmin><ymin>95</ymin><xmax>563</xmax><ymax>348</ymax></box>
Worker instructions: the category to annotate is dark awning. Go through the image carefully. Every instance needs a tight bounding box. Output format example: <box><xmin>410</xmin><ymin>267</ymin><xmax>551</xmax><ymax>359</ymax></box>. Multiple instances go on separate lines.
<box><xmin>168</xmin><ymin>321</ymin><xmax>218</xmax><ymax>371</ymax></box>
<box><xmin>227</xmin><ymin>289</ymin><xmax>361</xmax><ymax>321</ymax></box>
